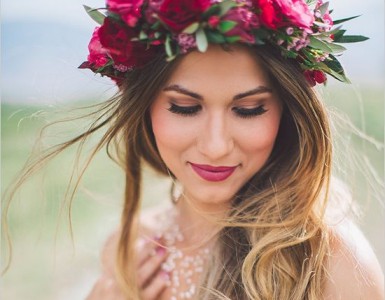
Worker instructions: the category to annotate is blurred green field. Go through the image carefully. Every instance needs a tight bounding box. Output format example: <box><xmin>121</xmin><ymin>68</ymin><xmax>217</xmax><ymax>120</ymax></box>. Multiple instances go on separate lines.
<box><xmin>1</xmin><ymin>85</ymin><xmax>384</xmax><ymax>300</ymax></box>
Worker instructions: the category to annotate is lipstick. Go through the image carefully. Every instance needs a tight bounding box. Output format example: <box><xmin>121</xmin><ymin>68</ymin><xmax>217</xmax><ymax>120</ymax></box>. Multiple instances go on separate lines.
<box><xmin>189</xmin><ymin>163</ymin><xmax>237</xmax><ymax>182</ymax></box>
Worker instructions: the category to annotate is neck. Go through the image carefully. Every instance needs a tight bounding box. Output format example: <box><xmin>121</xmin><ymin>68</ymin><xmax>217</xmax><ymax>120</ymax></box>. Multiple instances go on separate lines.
<box><xmin>174</xmin><ymin>193</ymin><xmax>229</xmax><ymax>247</ymax></box>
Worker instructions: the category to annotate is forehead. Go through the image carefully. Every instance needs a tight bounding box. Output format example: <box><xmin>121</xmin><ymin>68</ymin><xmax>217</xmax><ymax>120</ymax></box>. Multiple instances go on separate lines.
<box><xmin>165</xmin><ymin>45</ymin><xmax>272</xmax><ymax>92</ymax></box>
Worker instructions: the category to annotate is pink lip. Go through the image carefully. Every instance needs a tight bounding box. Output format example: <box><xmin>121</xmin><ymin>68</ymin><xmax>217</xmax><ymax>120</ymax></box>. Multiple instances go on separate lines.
<box><xmin>189</xmin><ymin>163</ymin><xmax>237</xmax><ymax>182</ymax></box>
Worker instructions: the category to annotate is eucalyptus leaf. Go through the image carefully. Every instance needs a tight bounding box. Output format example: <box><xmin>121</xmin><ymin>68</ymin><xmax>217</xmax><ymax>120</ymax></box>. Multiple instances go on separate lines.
<box><xmin>309</xmin><ymin>36</ymin><xmax>333</xmax><ymax>52</ymax></box>
<box><xmin>218</xmin><ymin>0</ymin><xmax>237</xmax><ymax>16</ymax></box>
<box><xmin>165</xmin><ymin>35</ymin><xmax>173</xmax><ymax>57</ymax></box>
<box><xmin>83</xmin><ymin>5</ymin><xmax>106</xmax><ymax>25</ymax></box>
<box><xmin>196</xmin><ymin>28</ymin><xmax>208</xmax><ymax>52</ymax></box>
<box><xmin>218</xmin><ymin>21</ymin><xmax>237</xmax><ymax>33</ymax></box>
<box><xmin>318</xmin><ymin>2</ymin><xmax>329</xmax><ymax>17</ymax></box>
<box><xmin>327</xmin><ymin>43</ymin><xmax>346</xmax><ymax>54</ymax></box>
<box><xmin>305</xmin><ymin>0</ymin><xmax>317</xmax><ymax>10</ymax></box>
<box><xmin>313</xmin><ymin>21</ymin><xmax>330</xmax><ymax>28</ymax></box>
<box><xmin>139</xmin><ymin>31</ymin><xmax>148</xmax><ymax>40</ymax></box>
<box><xmin>183</xmin><ymin>23</ymin><xmax>200</xmax><ymax>34</ymax></box>
<box><xmin>333</xmin><ymin>15</ymin><xmax>360</xmax><ymax>25</ymax></box>
<box><xmin>334</xmin><ymin>35</ymin><xmax>369</xmax><ymax>43</ymax></box>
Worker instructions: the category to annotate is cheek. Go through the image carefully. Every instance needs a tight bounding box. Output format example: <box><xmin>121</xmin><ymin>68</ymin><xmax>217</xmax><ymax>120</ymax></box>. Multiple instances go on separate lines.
<box><xmin>150</xmin><ymin>105</ymin><xmax>197</xmax><ymax>158</ymax></box>
<box><xmin>239</xmin><ymin>114</ymin><xmax>281</xmax><ymax>159</ymax></box>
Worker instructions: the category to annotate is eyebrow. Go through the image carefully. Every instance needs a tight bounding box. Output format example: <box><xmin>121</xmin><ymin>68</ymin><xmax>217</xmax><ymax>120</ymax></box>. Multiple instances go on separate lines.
<box><xmin>163</xmin><ymin>84</ymin><xmax>273</xmax><ymax>101</ymax></box>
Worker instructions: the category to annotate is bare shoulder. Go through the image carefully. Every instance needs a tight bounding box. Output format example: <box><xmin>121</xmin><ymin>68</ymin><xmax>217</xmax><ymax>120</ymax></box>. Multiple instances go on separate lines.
<box><xmin>323</xmin><ymin>219</ymin><xmax>384</xmax><ymax>299</ymax></box>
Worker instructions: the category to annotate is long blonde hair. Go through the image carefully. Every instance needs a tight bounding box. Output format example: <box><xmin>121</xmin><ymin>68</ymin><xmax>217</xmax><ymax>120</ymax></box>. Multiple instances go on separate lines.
<box><xmin>3</xmin><ymin>45</ymin><xmax>332</xmax><ymax>299</ymax></box>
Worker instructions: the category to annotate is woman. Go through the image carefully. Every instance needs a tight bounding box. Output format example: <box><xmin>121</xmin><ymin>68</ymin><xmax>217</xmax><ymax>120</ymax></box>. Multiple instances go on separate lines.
<box><xmin>4</xmin><ymin>0</ymin><xmax>383</xmax><ymax>299</ymax></box>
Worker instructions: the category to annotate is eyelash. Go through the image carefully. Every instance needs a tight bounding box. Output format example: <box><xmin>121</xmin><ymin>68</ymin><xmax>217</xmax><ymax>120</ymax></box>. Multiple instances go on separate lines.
<box><xmin>167</xmin><ymin>103</ymin><xmax>268</xmax><ymax>118</ymax></box>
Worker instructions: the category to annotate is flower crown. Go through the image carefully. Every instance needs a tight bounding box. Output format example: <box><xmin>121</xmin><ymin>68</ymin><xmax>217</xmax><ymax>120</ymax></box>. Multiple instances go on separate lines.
<box><xmin>79</xmin><ymin>0</ymin><xmax>368</xmax><ymax>86</ymax></box>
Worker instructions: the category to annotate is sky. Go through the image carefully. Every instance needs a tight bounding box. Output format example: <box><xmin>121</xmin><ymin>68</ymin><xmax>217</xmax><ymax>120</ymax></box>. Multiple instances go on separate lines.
<box><xmin>1</xmin><ymin>0</ymin><xmax>384</xmax><ymax>104</ymax></box>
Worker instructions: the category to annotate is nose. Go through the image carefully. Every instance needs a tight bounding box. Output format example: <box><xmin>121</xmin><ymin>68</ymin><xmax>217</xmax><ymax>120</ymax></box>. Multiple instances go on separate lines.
<box><xmin>197</xmin><ymin>111</ymin><xmax>234</xmax><ymax>161</ymax></box>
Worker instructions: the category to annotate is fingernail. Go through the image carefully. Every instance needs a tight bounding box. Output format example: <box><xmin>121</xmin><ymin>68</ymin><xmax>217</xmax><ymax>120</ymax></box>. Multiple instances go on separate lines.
<box><xmin>156</xmin><ymin>246</ymin><xmax>166</xmax><ymax>256</ymax></box>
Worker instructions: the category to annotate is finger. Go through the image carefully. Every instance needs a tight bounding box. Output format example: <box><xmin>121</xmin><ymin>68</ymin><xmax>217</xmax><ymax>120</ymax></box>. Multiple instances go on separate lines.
<box><xmin>136</xmin><ymin>237</ymin><xmax>163</xmax><ymax>267</ymax></box>
<box><xmin>137</xmin><ymin>246</ymin><xmax>168</xmax><ymax>287</ymax></box>
<box><xmin>140</xmin><ymin>271</ymin><xmax>170</xmax><ymax>300</ymax></box>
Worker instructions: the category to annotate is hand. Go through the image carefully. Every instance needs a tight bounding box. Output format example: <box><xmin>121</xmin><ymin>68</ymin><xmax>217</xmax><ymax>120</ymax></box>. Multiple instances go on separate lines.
<box><xmin>137</xmin><ymin>238</ymin><xmax>170</xmax><ymax>300</ymax></box>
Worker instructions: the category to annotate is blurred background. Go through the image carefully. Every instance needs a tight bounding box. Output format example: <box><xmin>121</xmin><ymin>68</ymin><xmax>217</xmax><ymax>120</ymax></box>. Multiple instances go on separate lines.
<box><xmin>1</xmin><ymin>0</ymin><xmax>384</xmax><ymax>299</ymax></box>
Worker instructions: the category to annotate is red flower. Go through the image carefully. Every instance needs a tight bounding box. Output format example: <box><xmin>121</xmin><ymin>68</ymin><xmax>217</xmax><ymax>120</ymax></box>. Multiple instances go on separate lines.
<box><xmin>254</xmin><ymin>0</ymin><xmax>282</xmax><ymax>29</ymax></box>
<box><xmin>158</xmin><ymin>0</ymin><xmax>211</xmax><ymax>33</ymax></box>
<box><xmin>98</xmin><ymin>18</ymin><xmax>156</xmax><ymax>68</ymax></box>
<box><xmin>208</xmin><ymin>16</ymin><xmax>220</xmax><ymax>28</ymax></box>
<box><xmin>304</xmin><ymin>70</ymin><xmax>327</xmax><ymax>86</ymax></box>
<box><xmin>87</xmin><ymin>27</ymin><xmax>109</xmax><ymax>68</ymax></box>
<box><xmin>107</xmin><ymin>0</ymin><xmax>144</xmax><ymax>27</ymax></box>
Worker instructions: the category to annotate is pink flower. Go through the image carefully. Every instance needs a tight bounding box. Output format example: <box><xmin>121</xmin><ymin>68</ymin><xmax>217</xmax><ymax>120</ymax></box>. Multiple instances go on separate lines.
<box><xmin>107</xmin><ymin>0</ymin><xmax>144</xmax><ymax>27</ymax></box>
<box><xmin>275</xmin><ymin>0</ymin><xmax>314</xmax><ymax>31</ymax></box>
<box><xmin>145</xmin><ymin>0</ymin><xmax>163</xmax><ymax>24</ymax></box>
<box><xmin>158</xmin><ymin>0</ymin><xmax>211</xmax><ymax>33</ymax></box>
<box><xmin>315</xmin><ymin>0</ymin><xmax>333</xmax><ymax>31</ymax></box>
<box><xmin>176</xmin><ymin>33</ymin><xmax>197</xmax><ymax>53</ymax></box>
<box><xmin>254</xmin><ymin>0</ymin><xmax>314</xmax><ymax>30</ymax></box>
<box><xmin>87</xmin><ymin>27</ymin><xmax>109</xmax><ymax>67</ymax></box>
<box><xmin>223</xmin><ymin>7</ymin><xmax>259</xmax><ymax>43</ymax></box>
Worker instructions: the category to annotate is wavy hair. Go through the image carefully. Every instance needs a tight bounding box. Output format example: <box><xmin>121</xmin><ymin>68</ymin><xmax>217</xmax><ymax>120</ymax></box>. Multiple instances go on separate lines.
<box><xmin>2</xmin><ymin>44</ymin><xmax>332</xmax><ymax>299</ymax></box>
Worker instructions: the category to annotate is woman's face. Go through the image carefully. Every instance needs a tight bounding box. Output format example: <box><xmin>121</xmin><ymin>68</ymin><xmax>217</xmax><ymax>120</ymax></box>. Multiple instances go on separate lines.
<box><xmin>150</xmin><ymin>45</ymin><xmax>282</xmax><ymax>210</ymax></box>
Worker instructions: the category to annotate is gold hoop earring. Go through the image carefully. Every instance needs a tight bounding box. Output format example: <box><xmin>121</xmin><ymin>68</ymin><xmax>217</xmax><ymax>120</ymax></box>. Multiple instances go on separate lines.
<box><xmin>170</xmin><ymin>180</ymin><xmax>179</xmax><ymax>204</ymax></box>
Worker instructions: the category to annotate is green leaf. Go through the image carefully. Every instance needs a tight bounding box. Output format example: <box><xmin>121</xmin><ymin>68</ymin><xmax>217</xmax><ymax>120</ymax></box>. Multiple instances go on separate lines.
<box><xmin>331</xmin><ymin>29</ymin><xmax>346</xmax><ymax>41</ymax></box>
<box><xmin>225</xmin><ymin>36</ymin><xmax>240</xmax><ymax>43</ymax></box>
<box><xmin>183</xmin><ymin>23</ymin><xmax>200</xmax><ymax>34</ymax></box>
<box><xmin>333</xmin><ymin>15</ymin><xmax>360</xmax><ymax>25</ymax></box>
<box><xmin>218</xmin><ymin>20</ymin><xmax>237</xmax><ymax>33</ymax></box>
<box><xmin>218</xmin><ymin>0</ymin><xmax>237</xmax><ymax>17</ymax></box>
<box><xmin>83</xmin><ymin>5</ymin><xmax>105</xmax><ymax>25</ymax></box>
<box><xmin>309</xmin><ymin>36</ymin><xmax>333</xmax><ymax>52</ymax></box>
<box><xmin>320</xmin><ymin>56</ymin><xmax>350</xmax><ymax>83</ymax></box>
<box><xmin>318</xmin><ymin>2</ymin><xmax>329</xmax><ymax>17</ymax></box>
<box><xmin>285</xmin><ymin>50</ymin><xmax>298</xmax><ymax>59</ymax></box>
<box><xmin>203</xmin><ymin>4</ymin><xmax>221</xmax><ymax>17</ymax></box>
<box><xmin>206</xmin><ymin>31</ymin><xmax>226</xmax><ymax>43</ymax></box>
<box><xmin>254</xmin><ymin>29</ymin><xmax>269</xmax><ymax>45</ymax></box>
<box><xmin>323</xmin><ymin>54</ymin><xmax>344</xmax><ymax>73</ymax></box>
<box><xmin>334</xmin><ymin>35</ymin><xmax>369</xmax><ymax>43</ymax></box>
<box><xmin>196</xmin><ymin>28</ymin><xmax>208</xmax><ymax>52</ymax></box>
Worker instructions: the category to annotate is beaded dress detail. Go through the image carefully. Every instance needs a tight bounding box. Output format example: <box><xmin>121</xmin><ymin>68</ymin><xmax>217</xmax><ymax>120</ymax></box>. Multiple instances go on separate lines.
<box><xmin>154</xmin><ymin>210</ymin><xmax>212</xmax><ymax>300</ymax></box>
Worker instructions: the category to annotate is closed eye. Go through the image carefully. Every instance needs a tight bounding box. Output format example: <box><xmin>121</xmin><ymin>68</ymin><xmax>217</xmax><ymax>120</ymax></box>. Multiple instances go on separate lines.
<box><xmin>167</xmin><ymin>103</ymin><xmax>202</xmax><ymax>116</ymax></box>
<box><xmin>232</xmin><ymin>105</ymin><xmax>268</xmax><ymax>118</ymax></box>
